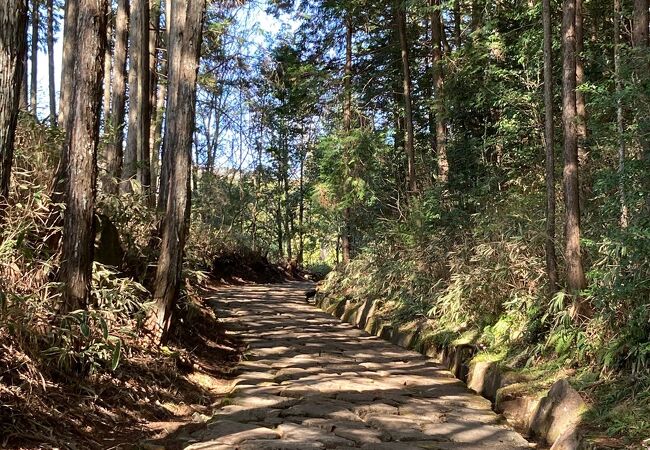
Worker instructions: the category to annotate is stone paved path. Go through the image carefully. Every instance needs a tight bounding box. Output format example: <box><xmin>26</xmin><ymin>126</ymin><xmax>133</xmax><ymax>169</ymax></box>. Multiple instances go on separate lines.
<box><xmin>182</xmin><ymin>282</ymin><xmax>533</xmax><ymax>450</ymax></box>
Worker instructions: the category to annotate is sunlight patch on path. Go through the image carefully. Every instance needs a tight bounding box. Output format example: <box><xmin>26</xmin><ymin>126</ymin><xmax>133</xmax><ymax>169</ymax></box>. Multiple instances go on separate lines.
<box><xmin>178</xmin><ymin>282</ymin><xmax>533</xmax><ymax>449</ymax></box>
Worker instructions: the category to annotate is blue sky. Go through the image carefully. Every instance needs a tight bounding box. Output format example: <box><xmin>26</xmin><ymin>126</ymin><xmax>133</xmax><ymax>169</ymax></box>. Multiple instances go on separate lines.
<box><xmin>34</xmin><ymin>0</ymin><xmax>296</xmax><ymax>119</ymax></box>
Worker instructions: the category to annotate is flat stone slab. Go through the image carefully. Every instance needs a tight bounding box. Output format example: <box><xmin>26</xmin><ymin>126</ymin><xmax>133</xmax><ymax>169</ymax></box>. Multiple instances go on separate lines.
<box><xmin>188</xmin><ymin>420</ymin><xmax>279</xmax><ymax>445</ymax></box>
<box><xmin>179</xmin><ymin>282</ymin><xmax>532</xmax><ymax>449</ymax></box>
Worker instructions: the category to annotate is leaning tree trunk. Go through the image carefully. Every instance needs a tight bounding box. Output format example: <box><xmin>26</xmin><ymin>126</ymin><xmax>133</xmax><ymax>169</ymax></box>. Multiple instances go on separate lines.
<box><xmin>103</xmin><ymin>0</ymin><xmax>128</xmax><ymax>195</ymax></box>
<box><xmin>431</xmin><ymin>0</ymin><xmax>448</xmax><ymax>184</ymax></box>
<box><xmin>543</xmin><ymin>0</ymin><xmax>558</xmax><ymax>293</ymax></box>
<box><xmin>0</xmin><ymin>0</ymin><xmax>28</xmax><ymax>216</ymax></box>
<box><xmin>122</xmin><ymin>0</ymin><xmax>150</xmax><ymax>194</ymax></box>
<box><xmin>147</xmin><ymin>0</ymin><xmax>206</xmax><ymax>342</ymax></box>
<box><xmin>60</xmin><ymin>0</ymin><xmax>108</xmax><ymax>313</ymax></box>
<box><xmin>396</xmin><ymin>1</ymin><xmax>417</xmax><ymax>195</ymax></box>
<box><xmin>47</xmin><ymin>0</ymin><xmax>56</xmax><ymax>125</ymax></box>
<box><xmin>561</xmin><ymin>0</ymin><xmax>588</xmax><ymax>312</ymax></box>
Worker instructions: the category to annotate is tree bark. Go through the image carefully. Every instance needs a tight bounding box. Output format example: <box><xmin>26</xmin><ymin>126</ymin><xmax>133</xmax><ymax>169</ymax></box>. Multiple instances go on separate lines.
<box><xmin>543</xmin><ymin>0</ymin><xmax>558</xmax><ymax>293</ymax></box>
<box><xmin>395</xmin><ymin>1</ymin><xmax>417</xmax><ymax>195</ymax></box>
<box><xmin>633</xmin><ymin>0</ymin><xmax>649</xmax><ymax>47</ymax></box>
<box><xmin>20</xmin><ymin>35</ymin><xmax>28</xmax><ymax>111</ymax></box>
<box><xmin>298</xmin><ymin>145</ymin><xmax>305</xmax><ymax>264</ymax></box>
<box><xmin>431</xmin><ymin>0</ymin><xmax>448</xmax><ymax>184</ymax></box>
<box><xmin>0</xmin><ymin>0</ymin><xmax>28</xmax><ymax>214</ymax></box>
<box><xmin>342</xmin><ymin>16</ymin><xmax>352</xmax><ymax>264</ymax></box>
<box><xmin>103</xmin><ymin>0</ymin><xmax>129</xmax><ymax>195</ymax></box>
<box><xmin>148</xmin><ymin>0</ymin><xmax>162</xmax><ymax>201</ymax></box>
<box><xmin>30</xmin><ymin>0</ymin><xmax>39</xmax><ymax>114</ymax></box>
<box><xmin>47</xmin><ymin>0</ymin><xmax>56</xmax><ymax>125</ymax></box>
<box><xmin>102</xmin><ymin>10</ymin><xmax>113</xmax><ymax>129</ymax></box>
<box><xmin>148</xmin><ymin>0</ymin><xmax>206</xmax><ymax>342</ymax></box>
<box><xmin>562</xmin><ymin>0</ymin><xmax>587</xmax><ymax>307</ymax></box>
<box><xmin>58</xmin><ymin>0</ymin><xmax>77</xmax><ymax>129</ymax></box>
<box><xmin>123</xmin><ymin>0</ymin><xmax>150</xmax><ymax>194</ymax></box>
<box><xmin>156</xmin><ymin>0</ymin><xmax>172</xmax><ymax>210</ymax></box>
<box><xmin>60</xmin><ymin>0</ymin><xmax>108</xmax><ymax>312</ymax></box>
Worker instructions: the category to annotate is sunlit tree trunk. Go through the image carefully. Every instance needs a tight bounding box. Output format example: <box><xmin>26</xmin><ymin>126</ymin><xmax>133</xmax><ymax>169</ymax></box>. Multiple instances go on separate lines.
<box><xmin>0</xmin><ymin>0</ymin><xmax>28</xmax><ymax>216</ymax></box>
<box><xmin>123</xmin><ymin>0</ymin><xmax>150</xmax><ymax>194</ymax></box>
<box><xmin>543</xmin><ymin>0</ymin><xmax>558</xmax><ymax>293</ymax></box>
<box><xmin>20</xmin><ymin>34</ymin><xmax>28</xmax><ymax>111</ymax></box>
<box><xmin>562</xmin><ymin>0</ymin><xmax>588</xmax><ymax>311</ymax></box>
<box><xmin>396</xmin><ymin>0</ymin><xmax>417</xmax><ymax>195</ymax></box>
<box><xmin>102</xmin><ymin>10</ymin><xmax>113</xmax><ymax>128</ymax></box>
<box><xmin>148</xmin><ymin>0</ymin><xmax>162</xmax><ymax>201</ymax></box>
<box><xmin>298</xmin><ymin>145</ymin><xmax>305</xmax><ymax>264</ymax></box>
<box><xmin>282</xmin><ymin>133</ymin><xmax>292</xmax><ymax>260</ymax></box>
<box><xmin>29</xmin><ymin>0</ymin><xmax>39</xmax><ymax>114</ymax></box>
<box><xmin>157</xmin><ymin>0</ymin><xmax>172</xmax><ymax>210</ymax></box>
<box><xmin>58</xmin><ymin>0</ymin><xmax>77</xmax><ymax>129</ymax></box>
<box><xmin>47</xmin><ymin>0</ymin><xmax>56</xmax><ymax>125</ymax></box>
<box><xmin>147</xmin><ymin>0</ymin><xmax>206</xmax><ymax>342</ymax></box>
<box><xmin>60</xmin><ymin>0</ymin><xmax>108</xmax><ymax>312</ymax></box>
<box><xmin>103</xmin><ymin>0</ymin><xmax>129</xmax><ymax>195</ymax></box>
<box><xmin>431</xmin><ymin>0</ymin><xmax>448</xmax><ymax>184</ymax></box>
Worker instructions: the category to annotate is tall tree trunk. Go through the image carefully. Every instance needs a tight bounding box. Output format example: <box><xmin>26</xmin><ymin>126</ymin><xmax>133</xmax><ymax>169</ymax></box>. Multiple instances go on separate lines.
<box><xmin>615</xmin><ymin>0</ymin><xmax>629</xmax><ymax>228</ymax></box>
<box><xmin>123</xmin><ymin>0</ymin><xmax>150</xmax><ymax>194</ymax></box>
<box><xmin>30</xmin><ymin>0</ymin><xmax>39</xmax><ymax>114</ymax></box>
<box><xmin>431</xmin><ymin>0</ymin><xmax>448</xmax><ymax>184</ymax></box>
<box><xmin>151</xmin><ymin>6</ymin><xmax>168</xmax><ymax>197</ymax></box>
<box><xmin>148</xmin><ymin>0</ymin><xmax>206</xmax><ymax>342</ymax></box>
<box><xmin>20</xmin><ymin>36</ymin><xmax>28</xmax><ymax>111</ymax></box>
<box><xmin>282</xmin><ymin>134</ymin><xmax>292</xmax><ymax>261</ymax></box>
<box><xmin>102</xmin><ymin>11</ymin><xmax>113</xmax><ymax>128</ymax></box>
<box><xmin>576</xmin><ymin>0</ymin><xmax>587</xmax><ymax>165</ymax></box>
<box><xmin>60</xmin><ymin>0</ymin><xmax>108</xmax><ymax>312</ymax></box>
<box><xmin>298</xmin><ymin>146</ymin><xmax>305</xmax><ymax>264</ymax></box>
<box><xmin>562</xmin><ymin>0</ymin><xmax>588</xmax><ymax>308</ymax></box>
<box><xmin>58</xmin><ymin>0</ymin><xmax>77</xmax><ymax>129</ymax></box>
<box><xmin>148</xmin><ymin>0</ymin><xmax>162</xmax><ymax>201</ymax></box>
<box><xmin>396</xmin><ymin>1</ymin><xmax>417</xmax><ymax>195</ymax></box>
<box><xmin>0</xmin><ymin>0</ymin><xmax>28</xmax><ymax>215</ymax></box>
<box><xmin>156</xmin><ymin>0</ymin><xmax>172</xmax><ymax>209</ymax></box>
<box><xmin>543</xmin><ymin>0</ymin><xmax>558</xmax><ymax>293</ymax></box>
<box><xmin>47</xmin><ymin>0</ymin><xmax>56</xmax><ymax>125</ymax></box>
<box><xmin>342</xmin><ymin>16</ymin><xmax>352</xmax><ymax>264</ymax></box>
<box><xmin>103</xmin><ymin>0</ymin><xmax>129</xmax><ymax>195</ymax></box>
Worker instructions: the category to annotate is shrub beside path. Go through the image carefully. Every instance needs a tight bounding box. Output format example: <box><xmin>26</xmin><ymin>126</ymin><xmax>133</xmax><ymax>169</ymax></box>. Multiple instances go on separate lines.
<box><xmin>174</xmin><ymin>282</ymin><xmax>533</xmax><ymax>449</ymax></box>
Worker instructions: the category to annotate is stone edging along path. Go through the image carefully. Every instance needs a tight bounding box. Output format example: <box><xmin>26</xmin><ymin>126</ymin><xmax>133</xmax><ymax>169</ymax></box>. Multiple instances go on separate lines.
<box><xmin>315</xmin><ymin>295</ymin><xmax>589</xmax><ymax>450</ymax></box>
